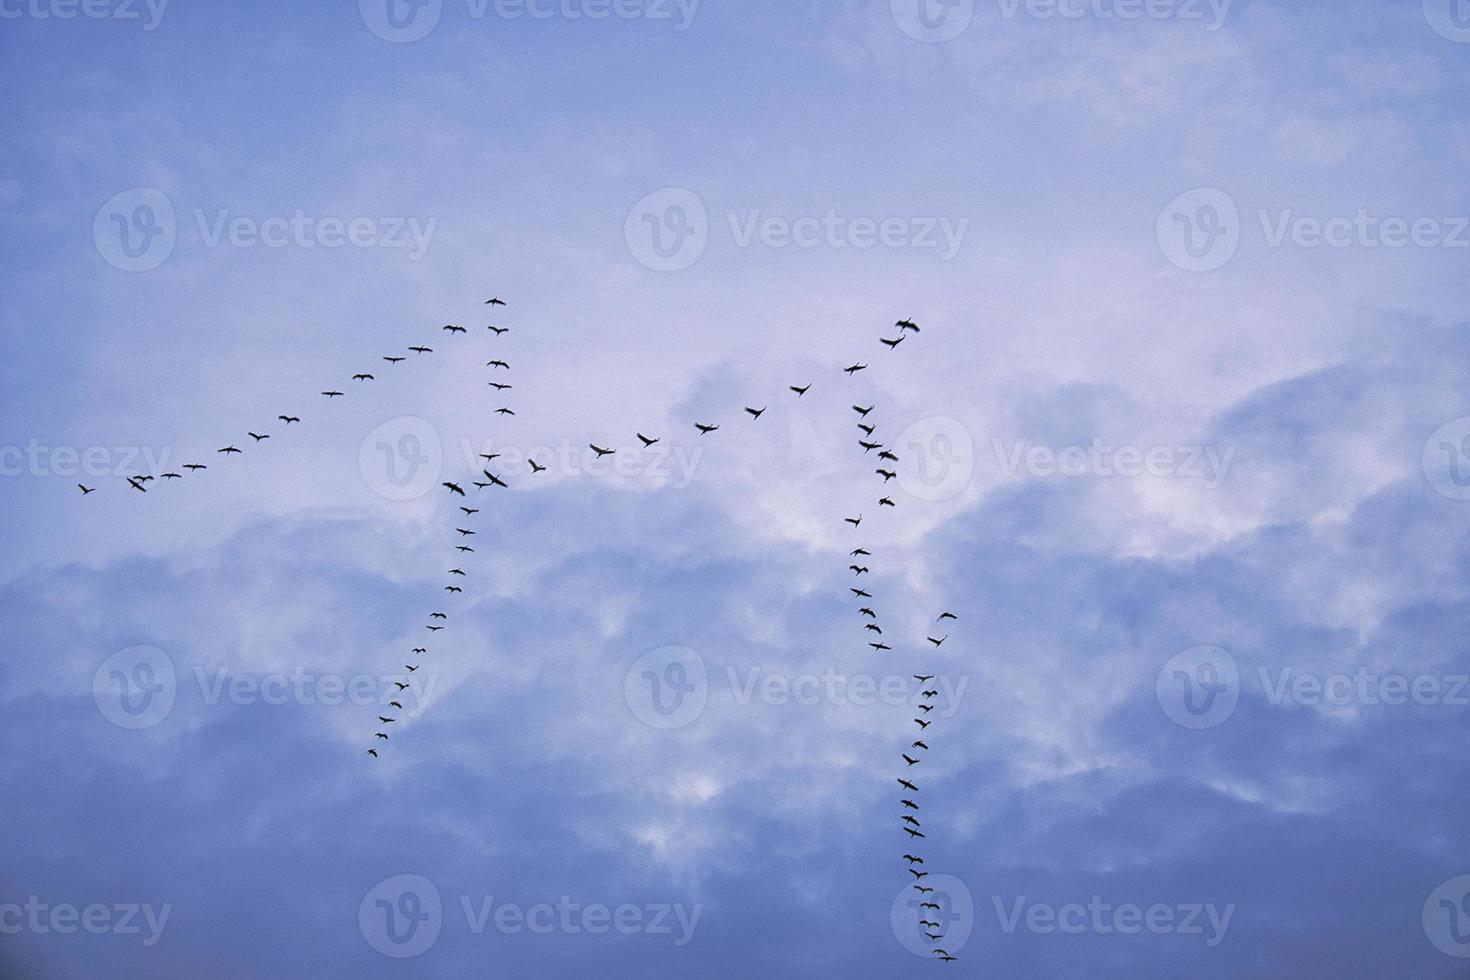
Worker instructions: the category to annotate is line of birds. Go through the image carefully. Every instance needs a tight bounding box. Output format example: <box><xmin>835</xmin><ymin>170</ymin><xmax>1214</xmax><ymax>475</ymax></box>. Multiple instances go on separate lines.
<box><xmin>369</xmin><ymin>299</ymin><xmax>516</xmax><ymax>756</ymax></box>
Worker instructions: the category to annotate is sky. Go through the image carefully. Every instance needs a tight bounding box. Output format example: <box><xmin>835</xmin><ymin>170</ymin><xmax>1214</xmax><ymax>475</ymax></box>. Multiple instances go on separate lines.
<box><xmin>3</xmin><ymin>0</ymin><xmax>1470</xmax><ymax>976</ymax></box>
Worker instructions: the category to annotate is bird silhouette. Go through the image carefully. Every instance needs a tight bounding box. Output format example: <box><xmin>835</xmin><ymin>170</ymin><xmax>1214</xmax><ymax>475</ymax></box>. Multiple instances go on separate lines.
<box><xmin>898</xmin><ymin>778</ymin><xmax>918</xmax><ymax>792</ymax></box>
<box><xmin>378</xmin><ymin>716</ymin><xmax>395</xmax><ymax>724</ymax></box>
<box><xmin>218</xmin><ymin>446</ymin><xmax>242</xmax><ymax>455</ymax></box>
<box><xmin>914</xmin><ymin>718</ymin><xmax>932</xmax><ymax>729</ymax></box>
<box><xmin>859</xmin><ymin>607</ymin><xmax>877</xmax><ymax>618</ymax></box>
<box><xmin>352</xmin><ymin>374</ymin><xmax>375</xmax><ymax>382</ymax></box>
<box><xmin>879</xmin><ymin>496</ymin><xmax>896</xmax><ymax>507</ymax></box>
<box><xmin>851</xmin><ymin>588</ymin><xmax>872</xmax><ymax>598</ymax></box>
<box><xmin>877</xmin><ymin>469</ymin><xmax>897</xmax><ymax>481</ymax></box>
<box><xmin>928</xmin><ymin>635</ymin><xmax>947</xmax><ymax>647</ymax></box>
<box><xmin>78</xmin><ymin>484</ymin><xmax>94</xmax><ymax>494</ymax></box>
<box><xmin>482</xmin><ymin>472</ymin><xmax>507</xmax><ymax>488</ymax></box>
<box><xmin>445</xmin><ymin>586</ymin><xmax>462</xmax><ymax>593</ymax></box>
<box><xmin>844</xmin><ymin>363</ymin><xmax>867</xmax><ymax>375</ymax></box>
<box><xmin>904</xmin><ymin>855</ymin><xmax>924</xmax><ymax>865</ymax></box>
<box><xmin>859</xmin><ymin>440</ymin><xmax>882</xmax><ymax>453</ymax></box>
<box><xmin>865</xmin><ymin>624</ymin><xmax>882</xmax><ymax>634</ymax></box>
<box><xmin>367</xmin><ymin>749</ymin><xmax>379</xmax><ymax>757</ymax></box>
<box><xmin>443</xmin><ymin>482</ymin><xmax>466</xmax><ymax>497</ymax></box>
<box><xmin>409</xmin><ymin>346</ymin><xmax>432</xmax><ymax>355</ymax></box>
<box><xmin>789</xmin><ymin>384</ymin><xmax>811</xmax><ymax>397</ymax></box>
<box><xmin>383</xmin><ymin>356</ymin><xmax>406</xmax><ymax>365</ymax></box>
<box><xmin>858</xmin><ymin>423</ymin><xmax>877</xmax><ymax>436</ymax></box>
<box><xmin>870</xmin><ymin>642</ymin><xmax>892</xmax><ymax>651</ymax></box>
<box><xmin>938</xmin><ymin>612</ymin><xmax>958</xmax><ymax>621</ymax></box>
<box><xmin>922</xmin><ymin>689</ymin><xmax>938</xmax><ymax>698</ymax></box>
<box><xmin>528</xmin><ymin>459</ymin><xmax>546</xmax><ymax>473</ymax></box>
<box><xmin>127</xmin><ymin>477</ymin><xmax>147</xmax><ymax>493</ymax></box>
<box><xmin>395</xmin><ymin>682</ymin><xmax>409</xmax><ymax>691</ymax></box>
<box><xmin>912</xmin><ymin>740</ymin><xmax>929</xmax><ymax>750</ymax></box>
<box><xmin>162</xmin><ymin>472</ymin><xmax>182</xmax><ymax>480</ymax></box>
<box><xmin>845</xmin><ymin>515</ymin><xmax>863</xmax><ymax>527</ymax></box>
<box><xmin>695</xmin><ymin>423</ymin><xmax>719</xmax><ymax>434</ymax></box>
<box><xmin>279</xmin><ymin>415</ymin><xmax>301</xmax><ymax>424</ymax></box>
<box><xmin>851</xmin><ymin>547</ymin><xmax>871</xmax><ymax>557</ymax></box>
<box><xmin>375</xmin><ymin>733</ymin><xmax>389</xmax><ymax>740</ymax></box>
<box><xmin>183</xmin><ymin>463</ymin><xmax>207</xmax><ymax>472</ymax></box>
<box><xmin>905</xmin><ymin>827</ymin><xmax>926</xmax><ymax>839</ymax></box>
<box><xmin>878</xmin><ymin>450</ymin><xmax>898</xmax><ymax>462</ymax></box>
<box><xmin>460</xmin><ymin>507</ymin><xmax>479</xmax><ymax>515</ymax></box>
<box><xmin>897</xmin><ymin>318</ymin><xmax>920</xmax><ymax>333</ymax></box>
<box><xmin>488</xmin><ymin>325</ymin><xmax>509</xmax><ymax>335</ymax></box>
<box><xmin>322</xmin><ymin>390</ymin><xmax>344</xmax><ymax>398</ymax></box>
<box><xmin>430</xmin><ymin>612</ymin><xmax>447</xmax><ymax>620</ymax></box>
<box><xmin>745</xmin><ymin>406</ymin><xmax>765</xmax><ymax>420</ymax></box>
<box><xmin>489</xmin><ymin>382</ymin><xmax>513</xmax><ymax>391</ymax></box>
<box><xmin>487</xmin><ymin>359</ymin><xmax>510</xmax><ymax>370</ymax></box>
<box><xmin>485</xmin><ymin>297</ymin><xmax>507</xmax><ymax>306</ymax></box>
<box><xmin>495</xmin><ymin>408</ymin><xmax>516</xmax><ymax>416</ymax></box>
<box><xmin>449</xmin><ymin>569</ymin><xmax>466</xmax><ymax>576</ymax></box>
<box><xmin>879</xmin><ymin>335</ymin><xmax>905</xmax><ymax>349</ymax></box>
<box><xmin>914</xmin><ymin>674</ymin><xmax>935</xmax><ymax>683</ymax></box>
<box><xmin>443</xmin><ymin>324</ymin><xmax>467</xmax><ymax>334</ymax></box>
<box><xmin>590</xmin><ymin>445</ymin><xmax>615</xmax><ymax>459</ymax></box>
<box><xmin>248</xmin><ymin>432</ymin><xmax>269</xmax><ymax>442</ymax></box>
<box><xmin>853</xmin><ymin>404</ymin><xmax>874</xmax><ymax>417</ymax></box>
<box><xmin>901</xmin><ymin>800</ymin><xmax>919</xmax><ymax>810</ymax></box>
<box><xmin>903</xmin><ymin>754</ymin><xmax>920</xmax><ymax>766</ymax></box>
<box><xmin>637</xmin><ymin>433</ymin><xmax>660</xmax><ymax>447</ymax></box>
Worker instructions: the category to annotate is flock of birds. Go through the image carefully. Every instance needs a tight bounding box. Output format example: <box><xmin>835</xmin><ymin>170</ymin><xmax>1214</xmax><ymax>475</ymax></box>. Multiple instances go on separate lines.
<box><xmin>80</xmin><ymin>297</ymin><xmax>962</xmax><ymax>963</ymax></box>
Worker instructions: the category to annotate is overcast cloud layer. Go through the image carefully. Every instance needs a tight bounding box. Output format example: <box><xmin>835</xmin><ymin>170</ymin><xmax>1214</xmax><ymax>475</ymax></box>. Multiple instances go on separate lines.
<box><xmin>3</xmin><ymin>1</ymin><xmax>1470</xmax><ymax>976</ymax></box>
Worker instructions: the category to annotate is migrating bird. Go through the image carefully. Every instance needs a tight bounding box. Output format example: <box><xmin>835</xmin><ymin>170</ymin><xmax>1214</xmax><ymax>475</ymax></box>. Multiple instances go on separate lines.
<box><xmin>858</xmin><ymin>423</ymin><xmax>877</xmax><ymax>436</ymax></box>
<box><xmin>590</xmin><ymin>445</ymin><xmax>615</xmax><ymax>459</ymax></box>
<box><xmin>879</xmin><ymin>496</ymin><xmax>896</xmax><ymax>507</ymax></box>
<box><xmin>430</xmin><ymin>612</ymin><xmax>447</xmax><ymax>620</ymax></box>
<box><xmin>443</xmin><ymin>324</ymin><xmax>467</xmax><ymax>334</ymax></box>
<box><xmin>914</xmin><ymin>718</ymin><xmax>932</xmax><ymax>729</ymax></box>
<box><xmin>915</xmin><ymin>886</ymin><xmax>934</xmax><ymax>895</ymax></box>
<box><xmin>637</xmin><ymin>433</ymin><xmax>660</xmax><ymax>447</ymax></box>
<box><xmin>851</xmin><ymin>588</ymin><xmax>872</xmax><ymax>598</ymax></box>
<box><xmin>897</xmin><ymin>778</ymin><xmax>919</xmax><ymax>792</ymax></box>
<box><xmin>870</xmin><ymin>642</ymin><xmax>892</xmax><ymax>652</ymax></box>
<box><xmin>460</xmin><ymin>507</ymin><xmax>479</xmax><ymax>516</ymax></box>
<box><xmin>878</xmin><ymin>450</ymin><xmax>899</xmax><ymax>463</ymax></box>
<box><xmin>850</xmin><ymin>565</ymin><xmax>870</xmax><ymax>575</ymax></box>
<box><xmin>928</xmin><ymin>635</ymin><xmax>948</xmax><ymax>647</ymax></box>
<box><xmin>389</xmin><ymin>701</ymin><xmax>403</xmax><ymax>709</ymax></box>
<box><xmin>485</xmin><ymin>297</ymin><xmax>507</xmax><ymax>307</ymax></box>
<box><xmin>456</xmin><ymin>528</ymin><xmax>476</xmax><ymax>537</ymax></box>
<box><xmin>695</xmin><ymin>423</ymin><xmax>720</xmax><ymax>435</ymax></box>
<box><xmin>913</xmin><ymin>740</ymin><xmax>929</xmax><ymax>750</ymax></box>
<box><xmin>375</xmin><ymin>733</ymin><xmax>389</xmax><ymax>740</ymax></box>
<box><xmin>488</xmin><ymin>325</ymin><xmax>509</xmax><ymax>335</ymax></box>
<box><xmin>482</xmin><ymin>472</ymin><xmax>507</xmax><ymax>488</ymax></box>
<box><xmin>903</xmin><ymin>754</ymin><xmax>920</xmax><ymax>767</ymax></box>
<box><xmin>409</xmin><ymin>346</ymin><xmax>433</xmax><ymax>355</ymax></box>
<box><xmin>489</xmin><ymin>382</ymin><xmax>513</xmax><ymax>391</ymax></box>
<box><xmin>877</xmin><ymin>469</ymin><xmax>897</xmax><ymax>482</ymax></box>
<box><xmin>412</xmin><ymin>648</ymin><xmax>426</xmax><ymax>655</ymax></box>
<box><xmin>901</xmin><ymin>800</ymin><xmax>919</xmax><ymax>810</ymax></box>
<box><xmin>404</xmin><ymin>665</ymin><xmax>419</xmax><ymax>673</ymax></box>
<box><xmin>279</xmin><ymin>415</ymin><xmax>301</xmax><ymax>424</ymax></box>
<box><xmin>859</xmin><ymin>608</ymin><xmax>877</xmax><ymax>618</ymax></box>
<box><xmin>322</xmin><ymin>390</ymin><xmax>344</xmax><ymax>398</ymax></box>
<box><xmin>851</xmin><ymin>548</ymin><xmax>871</xmax><ymax>557</ymax></box>
<box><xmin>487</xmin><ymin>359</ymin><xmax>510</xmax><ymax>370</ymax></box>
<box><xmin>449</xmin><ymin>569</ymin><xmax>466</xmax><ymax>576</ymax></box>
<box><xmin>445</xmin><ymin>586</ymin><xmax>462</xmax><ymax>594</ymax></box>
<box><xmin>218</xmin><ymin>446</ymin><xmax>242</xmax><ymax>455</ymax></box>
<box><xmin>789</xmin><ymin>384</ymin><xmax>811</xmax><ymax>397</ymax></box>
<box><xmin>909</xmin><ymin>867</ymin><xmax>927</xmax><ymax>878</ymax></box>
<box><xmin>443</xmin><ymin>482</ymin><xmax>466</xmax><ymax>497</ymax></box>
<box><xmin>919</xmin><ymin>704</ymin><xmax>935</xmax><ymax>714</ymax></box>
<box><xmin>922</xmin><ymin>689</ymin><xmax>939</xmax><ymax>698</ymax></box>
<box><xmin>745</xmin><ymin>406</ymin><xmax>765</xmax><ymax>420</ymax></box>
<box><xmin>182</xmin><ymin>463</ymin><xmax>207</xmax><ymax>472</ymax></box>
<box><xmin>395</xmin><ymin>682</ymin><xmax>409</xmax><ymax>691</ymax></box>
<box><xmin>859</xmin><ymin>440</ymin><xmax>882</xmax><ymax>453</ymax></box>
<box><xmin>853</xmin><ymin>404</ymin><xmax>874</xmax><ymax>417</ymax></box>
<box><xmin>481</xmin><ymin>453</ymin><xmax>502</xmax><ymax>462</ymax></box>
<box><xmin>456</xmin><ymin>546</ymin><xmax>475</xmax><ymax>554</ymax></box>
<box><xmin>383</xmin><ymin>356</ymin><xmax>406</xmax><ymax>365</ymax></box>
<box><xmin>879</xmin><ymin>335</ymin><xmax>906</xmax><ymax>349</ymax></box>
<box><xmin>528</xmin><ymin>459</ymin><xmax>546</xmax><ymax>474</ymax></box>
<box><xmin>127</xmin><ymin>477</ymin><xmax>147</xmax><ymax>493</ymax></box>
<box><xmin>367</xmin><ymin>749</ymin><xmax>378</xmax><ymax>757</ymax></box>
<box><xmin>904</xmin><ymin>855</ymin><xmax>924</xmax><ymax>865</ymax></box>
<box><xmin>845</xmin><ymin>514</ymin><xmax>863</xmax><ymax>527</ymax></box>
<box><xmin>78</xmin><ymin>484</ymin><xmax>94</xmax><ymax>495</ymax></box>
<box><xmin>938</xmin><ymin>612</ymin><xmax>958</xmax><ymax>621</ymax></box>
<box><xmin>897</xmin><ymin>318</ymin><xmax>920</xmax><ymax>333</ymax></box>
<box><xmin>495</xmin><ymin>408</ymin><xmax>516</xmax><ymax>416</ymax></box>
<box><xmin>378</xmin><ymin>716</ymin><xmax>396</xmax><ymax>724</ymax></box>
<box><xmin>905</xmin><ymin>827</ymin><xmax>926</xmax><ymax>839</ymax></box>
<box><xmin>864</xmin><ymin>624</ymin><xmax>882</xmax><ymax>634</ymax></box>
<box><xmin>248</xmin><ymin>432</ymin><xmax>269</xmax><ymax>442</ymax></box>
<box><xmin>161</xmin><ymin>472</ymin><xmax>182</xmax><ymax>480</ymax></box>
<box><xmin>425</xmin><ymin>625</ymin><xmax>443</xmax><ymax>632</ymax></box>
<box><xmin>844</xmin><ymin>363</ymin><xmax>867</xmax><ymax>375</ymax></box>
<box><xmin>352</xmin><ymin>373</ymin><xmax>375</xmax><ymax>382</ymax></box>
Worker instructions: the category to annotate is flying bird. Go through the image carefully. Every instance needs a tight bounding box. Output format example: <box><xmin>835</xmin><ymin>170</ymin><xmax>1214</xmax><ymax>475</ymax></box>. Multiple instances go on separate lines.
<box><xmin>879</xmin><ymin>497</ymin><xmax>896</xmax><ymax>507</ymax></box>
<box><xmin>456</xmin><ymin>528</ymin><xmax>476</xmax><ymax>537</ymax></box>
<box><xmin>845</xmin><ymin>515</ymin><xmax>863</xmax><ymax>527</ymax></box>
<box><xmin>218</xmin><ymin>446</ymin><xmax>242</xmax><ymax>455</ymax></box>
<box><xmin>430</xmin><ymin>612</ymin><xmax>447</xmax><ymax>620</ymax></box>
<box><xmin>488</xmin><ymin>326</ymin><xmax>509</xmax><ymax>335</ymax></box>
<box><xmin>489</xmin><ymin>382</ymin><xmax>513</xmax><ymax>391</ymax></box>
<box><xmin>844</xmin><ymin>363</ymin><xmax>867</xmax><ymax>375</ymax></box>
<box><xmin>322</xmin><ymin>390</ymin><xmax>344</xmax><ymax>398</ymax></box>
<box><xmin>901</xmin><ymin>799</ymin><xmax>919</xmax><ymax>810</ymax></box>
<box><xmin>182</xmin><ymin>463</ymin><xmax>207</xmax><ymax>472</ymax></box>
<box><xmin>443</xmin><ymin>324</ymin><xmax>467</xmax><ymax>334</ymax></box>
<box><xmin>460</xmin><ymin>507</ymin><xmax>479</xmax><ymax>516</ymax></box>
<box><xmin>744</xmin><ymin>406</ymin><xmax>765</xmax><ymax>420</ymax></box>
<box><xmin>851</xmin><ymin>548</ymin><xmax>871</xmax><ymax>557</ymax></box>
<box><xmin>913</xmin><ymin>740</ymin><xmax>929</xmax><ymax>750</ymax></box>
<box><xmin>853</xmin><ymin>405</ymin><xmax>874</xmax><ymax>417</ymax></box>
<box><xmin>482</xmin><ymin>472</ymin><xmax>507</xmax><ymax>488</ymax></box>
<box><xmin>904</xmin><ymin>855</ymin><xmax>924</xmax><ymax>865</ymax></box>
<box><xmin>938</xmin><ymin>612</ymin><xmax>958</xmax><ymax>621</ymax></box>
<box><xmin>864</xmin><ymin>624</ymin><xmax>882</xmax><ymax>634</ymax></box>
<box><xmin>879</xmin><ymin>335</ymin><xmax>905</xmax><ymax>349</ymax></box>
<box><xmin>279</xmin><ymin>415</ymin><xmax>301</xmax><ymax>424</ymax></box>
<box><xmin>897</xmin><ymin>778</ymin><xmax>919</xmax><ymax>792</ymax></box>
<box><xmin>859</xmin><ymin>607</ymin><xmax>877</xmax><ymax>618</ymax></box>
<box><xmin>445</xmin><ymin>586</ymin><xmax>462</xmax><ymax>593</ymax></box>
<box><xmin>870</xmin><ymin>642</ymin><xmax>891</xmax><ymax>652</ymax></box>
<box><xmin>426</xmin><ymin>626</ymin><xmax>443</xmax><ymax>632</ymax></box>
<box><xmin>903</xmin><ymin>754</ymin><xmax>920</xmax><ymax>766</ymax></box>
<box><xmin>637</xmin><ymin>433</ymin><xmax>660</xmax><ymax>447</ymax></box>
<box><xmin>457</xmin><ymin>546</ymin><xmax>475</xmax><ymax>553</ymax></box>
<box><xmin>443</xmin><ymin>482</ymin><xmax>466</xmax><ymax>497</ymax></box>
<box><xmin>851</xmin><ymin>588</ymin><xmax>872</xmax><ymax>598</ymax></box>
<box><xmin>590</xmin><ymin>445</ymin><xmax>615</xmax><ymax>459</ymax></box>
<box><xmin>248</xmin><ymin>432</ymin><xmax>269</xmax><ymax>442</ymax></box>
<box><xmin>487</xmin><ymin>359</ymin><xmax>510</xmax><ymax>370</ymax></box>
<box><xmin>485</xmin><ymin>297</ymin><xmax>507</xmax><ymax>306</ymax></box>
<box><xmin>367</xmin><ymin>749</ymin><xmax>378</xmax><ymax>757</ymax></box>
<box><xmin>127</xmin><ymin>477</ymin><xmax>147</xmax><ymax>493</ymax></box>
<box><xmin>378</xmin><ymin>716</ymin><xmax>395</xmax><ymax>724</ymax></box>
<box><xmin>528</xmin><ymin>459</ymin><xmax>546</xmax><ymax>474</ymax></box>
<box><xmin>161</xmin><ymin>472</ymin><xmax>182</xmax><ymax>480</ymax></box>
<box><xmin>877</xmin><ymin>469</ymin><xmax>897</xmax><ymax>481</ymax></box>
<box><xmin>914</xmin><ymin>718</ymin><xmax>932</xmax><ymax>729</ymax></box>
<box><xmin>850</xmin><ymin>565</ymin><xmax>869</xmax><ymax>575</ymax></box>
<box><xmin>695</xmin><ymin>423</ymin><xmax>720</xmax><ymax>435</ymax></box>
<box><xmin>409</xmin><ymin>346</ymin><xmax>432</xmax><ymax>354</ymax></box>
<box><xmin>78</xmin><ymin>484</ymin><xmax>94</xmax><ymax>495</ymax></box>
<box><xmin>928</xmin><ymin>635</ymin><xmax>948</xmax><ymax>647</ymax></box>
<box><xmin>449</xmin><ymin>569</ymin><xmax>466</xmax><ymax>576</ymax></box>
<box><xmin>878</xmin><ymin>450</ymin><xmax>899</xmax><ymax>463</ymax></box>
<box><xmin>383</xmin><ymin>356</ymin><xmax>406</xmax><ymax>365</ymax></box>
<box><xmin>859</xmin><ymin>440</ymin><xmax>882</xmax><ymax>453</ymax></box>
<box><xmin>495</xmin><ymin>408</ymin><xmax>516</xmax><ymax>416</ymax></box>
<box><xmin>897</xmin><ymin>318</ymin><xmax>920</xmax><ymax>332</ymax></box>
<box><xmin>905</xmin><ymin>827</ymin><xmax>926</xmax><ymax>839</ymax></box>
<box><xmin>858</xmin><ymin>423</ymin><xmax>877</xmax><ymax>436</ymax></box>
<box><xmin>395</xmin><ymin>682</ymin><xmax>409</xmax><ymax>691</ymax></box>
<box><xmin>375</xmin><ymin>733</ymin><xmax>389</xmax><ymax>740</ymax></box>
<box><xmin>352</xmin><ymin>373</ymin><xmax>375</xmax><ymax>382</ymax></box>
<box><xmin>789</xmin><ymin>384</ymin><xmax>811</xmax><ymax>397</ymax></box>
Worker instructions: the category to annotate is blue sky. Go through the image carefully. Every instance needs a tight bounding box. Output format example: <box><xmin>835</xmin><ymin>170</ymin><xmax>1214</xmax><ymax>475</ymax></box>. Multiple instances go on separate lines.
<box><xmin>3</xmin><ymin>0</ymin><xmax>1470</xmax><ymax>976</ymax></box>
